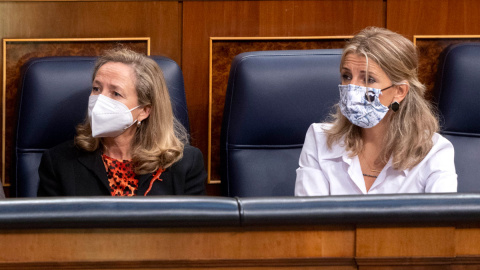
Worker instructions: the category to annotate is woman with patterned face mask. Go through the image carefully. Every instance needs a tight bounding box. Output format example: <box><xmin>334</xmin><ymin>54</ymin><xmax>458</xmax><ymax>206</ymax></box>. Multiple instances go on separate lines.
<box><xmin>38</xmin><ymin>48</ymin><xmax>206</xmax><ymax>196</ymax></box>
<box><xmin>295</xmin><ymin>27</ymin><xmax>457</xmax><ymax>196</ymax></box>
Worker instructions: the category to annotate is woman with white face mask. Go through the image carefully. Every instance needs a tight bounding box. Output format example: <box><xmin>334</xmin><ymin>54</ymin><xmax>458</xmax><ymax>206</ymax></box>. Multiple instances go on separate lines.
<box><xmin>38</xmin><ymin>48</ymin><xmax>206</xmax><ymax>196</ymax></box>
<box><xmin>295</xmin><ymin>27</ymin><xmax>457</xmax><ymax>196</ymax></box>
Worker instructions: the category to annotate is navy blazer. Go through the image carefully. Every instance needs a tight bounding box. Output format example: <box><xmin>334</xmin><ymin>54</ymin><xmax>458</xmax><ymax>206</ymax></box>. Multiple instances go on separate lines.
<box><xmin>37</xmin><ymin>141</ymin><xmax>206</xmax><ymax>196</ymax></box>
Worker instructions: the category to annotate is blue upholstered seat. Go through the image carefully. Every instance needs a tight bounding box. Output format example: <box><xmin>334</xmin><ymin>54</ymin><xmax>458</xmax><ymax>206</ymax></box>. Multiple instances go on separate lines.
<box><xmin>433</xmin><ymin>43</ymin><xmax>480</xmax><ymax>193</ymax></box>
<box><xmin>14</xmin><ymin>56</ymin><xmax>189</xmax><ymax>197</ymax></box>
<box><xmin>221</xmin><ymin>49</ymin><xmax>343</xmax><ymax>197</ymax></box>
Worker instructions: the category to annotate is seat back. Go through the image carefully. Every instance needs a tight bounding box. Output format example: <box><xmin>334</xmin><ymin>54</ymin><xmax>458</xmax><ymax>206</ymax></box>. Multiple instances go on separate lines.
<box><xmin>433</xmin><ymin>43</ymin><xmax>480</xmax><ymax>193</ymax></box>
<box><xmin>14</xmin><ymin>56</ymin><xmax>189</xmax><ymax>197</ymax></box>
<box><xmin>221</xmin><ymin>49</ymin><xmax>342</xmax><ymax>197</ymax></box>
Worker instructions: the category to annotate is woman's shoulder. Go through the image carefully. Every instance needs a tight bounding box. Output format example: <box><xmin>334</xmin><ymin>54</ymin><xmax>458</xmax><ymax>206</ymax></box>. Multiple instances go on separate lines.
<box><xmin>170</xmin><ymin>144</ymin><xmax>207</xmax><ymax>195</ymax></box>
<box><xmin>302</xmin><ymin>122</ymin><xmax>342</xmax><ymax>156</ymax></box>
<box><xmin>45</xmin><ymin>140</ymin><xmax>77</xmax><ymax>154</ymax></box>
<box><xmin>420</xmin><ymin>132</ymin><xmax>456</xmax><ymax>167</ymax></box>
<box><xmin>172</xmin><ymin>144</ymin><xmax>204</xmax><ymax>168</ymax></box>
<box><xmin>169</xmin><ymin>144</ymin><xmax>207</xmax><ymax>184</ymax></box>
<box><xmin>43</xmin><ymin>140</ymin><xmax>87</xmax><ymax>160</ymax></box>
<box><xmin>431</xmin><ymin>132</ymin><xmax>454</xmax><ymax>150</ymax></box>
<box><xmin>304</xmin><ymin>122</ymin><xmax>333</xmax><ymax>142</ymax></box>
<box><xmin>311</xmin><ymin>122</ymin><xmax>333</xmax><ymax>131</ymax></box>
<box><xmin>182</xmin><ymin>144</ymin><xmax>203</xmax><ymax>157</ymax></box>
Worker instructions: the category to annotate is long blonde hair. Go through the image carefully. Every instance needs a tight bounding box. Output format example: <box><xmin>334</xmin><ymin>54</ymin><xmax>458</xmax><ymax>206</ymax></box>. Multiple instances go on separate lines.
<box><xmin>75</xmin><ymin>48</ymin><xmax>188</xmax><ymax>173</ymax></box>
<box><xmin>326</xmin><ymin>27</ymin><xmax>439</xmax><ymax>170</ymax></box>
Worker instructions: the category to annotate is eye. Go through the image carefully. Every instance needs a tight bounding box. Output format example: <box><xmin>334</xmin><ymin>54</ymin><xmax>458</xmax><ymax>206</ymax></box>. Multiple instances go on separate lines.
<box><xmin>367</xmin><ymin>76</ymin><xmax>376</xmax><ymax>84</ymax></box>
<box><xmin>92</xmin><ymin>87</ymin><xmax>99</xmax><ymax>92</ymax></box>
<box><xmin>341</xmin><ymin>73</ymin><xmax>352</xmax><ymax>81</ymax></box>
<box><xmin>113</xmin><ymin>91</ymin><xmax>123</xmax><ymax>98</ymax></box>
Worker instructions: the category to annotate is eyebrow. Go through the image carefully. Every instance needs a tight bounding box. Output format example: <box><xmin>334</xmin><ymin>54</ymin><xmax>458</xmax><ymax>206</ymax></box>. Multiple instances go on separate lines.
<box><xmin>341</xmin><ymin>67</ymin><xmax>379</xmax><ymax>77</ymax></box>
<box><xmin>364</xmin><ymin>70</ymin><xmax>379</xmax><ymax>77</ymax></box>
<box><xmin>92</xmin><ymin>80</ymin><xmax>126</xmax><ymax>95</ymax></box>
<box><xmin>341</xmin><ymin>67</ymin><xmax>353</xmax><ymax>74</ymax></box>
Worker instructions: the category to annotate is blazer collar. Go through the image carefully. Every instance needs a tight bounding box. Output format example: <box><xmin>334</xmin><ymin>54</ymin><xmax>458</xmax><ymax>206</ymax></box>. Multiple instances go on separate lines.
<box><xmin>77</xmin><ymin>148</ymin><xmax>159</xmax><ymax>195</ymax></box>
<box><xmin>77</xmin><ymin>148</ymin><xmax>111</xmax><ymax>192</ymax></box>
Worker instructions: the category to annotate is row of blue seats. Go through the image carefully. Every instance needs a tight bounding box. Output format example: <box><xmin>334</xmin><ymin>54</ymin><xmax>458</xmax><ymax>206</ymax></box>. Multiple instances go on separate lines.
<box><xmin>14</xmin><ymin>44</ymin><xmax>480</xmax><ymax>197</ymax></box>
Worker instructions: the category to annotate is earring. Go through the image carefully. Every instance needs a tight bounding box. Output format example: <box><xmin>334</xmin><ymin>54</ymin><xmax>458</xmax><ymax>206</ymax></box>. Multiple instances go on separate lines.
<box><xmin>137</xmin><ymin>121</ymin><xmax>142</xmax><ymax>127</ymax></box>
<box><xmin>389</xmin><ymin>101</ymin><xmax>400</xmax><ymax>112</ymax></box>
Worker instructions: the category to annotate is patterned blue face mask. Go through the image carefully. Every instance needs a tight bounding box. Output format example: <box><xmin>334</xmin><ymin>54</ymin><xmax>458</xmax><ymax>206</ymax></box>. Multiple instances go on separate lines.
<box><xmin>338</xmin><ymin>84</ymin><xmax>390</xmax><ymax>128</ymax></box>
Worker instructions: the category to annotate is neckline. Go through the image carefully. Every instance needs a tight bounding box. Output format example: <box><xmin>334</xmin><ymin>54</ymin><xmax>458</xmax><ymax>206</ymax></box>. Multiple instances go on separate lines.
<box><xmin>101</xmin><ymin>153</ymin><xmax>132</xmax><ymax>163</ymax></box>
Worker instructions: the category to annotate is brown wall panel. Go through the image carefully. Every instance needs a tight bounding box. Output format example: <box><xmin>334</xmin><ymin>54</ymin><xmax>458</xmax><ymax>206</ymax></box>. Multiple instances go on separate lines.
<box><xmin>356</xmin><ymin>226</ymin><xmax>455</xmax><ymax>257</ymax></box>
<box><xmin>0</xmin><ymin>226</ymin><xmax>356</xmax><ymax>269</ymax></box>
<box><xmin>1</xmin><ymin>224</ymin><xmax>480</xmax><ymax>269</ymax></box>
<box><xmin>182</xmin><ymin>0</ymin><xmax>385</xmax><ymax>193</ymax></box>
<box><xmin>356</xmin><ymin>226</ymin><xmax>456</xmax><ymax>269</ymax></box>
<box><xmin>456</xmin><ymin>225</ymin><xmax>480</xmax><ymax>256</ymax></box>
<box><xmin>0</xmin><ymin>1</ymin><xmax>181</xmax><ymax>61</ymax></box>
<box><xmin>386</xmin><ymin>0</ymin><xmax>480</xmax><ymax>99</ymax></box>
<box><xmin>387</xmin><ymin>0</ymin><xmax>480</xmax><ymax>39</ymax></box>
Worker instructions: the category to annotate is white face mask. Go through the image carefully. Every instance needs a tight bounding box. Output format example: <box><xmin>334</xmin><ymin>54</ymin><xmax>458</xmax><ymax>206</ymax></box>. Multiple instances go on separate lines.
<box><xmin>88</xmin><ymin>95</ymin><xmax>140</xmax><ymax>138</ymax></box>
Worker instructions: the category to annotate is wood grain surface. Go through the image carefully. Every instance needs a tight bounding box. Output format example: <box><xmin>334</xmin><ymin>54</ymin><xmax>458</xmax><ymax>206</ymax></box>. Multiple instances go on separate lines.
<box><xmin>0</xmin><ymin>225</ymin><xmax>479</xmax><ymax>269</ymax></box>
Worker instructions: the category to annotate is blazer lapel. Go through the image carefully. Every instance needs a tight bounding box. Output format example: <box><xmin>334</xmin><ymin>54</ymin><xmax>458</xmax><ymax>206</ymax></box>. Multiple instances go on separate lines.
<box><xmin>77</xmin><ymin>149</ymin><xmax>111</xmax><ymax>192</ymax></box>
<box><xmin>137</xmin><ymin>173</ymin><xmax>153</xmax><ymax>193</ymax></box>
<box><xmin>137</xmin><ymin>169</ymin><xmax>174</xmax><ymax>196</ymax></box>
<box><xmin>77</xmin><ymin>150</ymin><xmax>175</xmax><ymax>196</ymax></box>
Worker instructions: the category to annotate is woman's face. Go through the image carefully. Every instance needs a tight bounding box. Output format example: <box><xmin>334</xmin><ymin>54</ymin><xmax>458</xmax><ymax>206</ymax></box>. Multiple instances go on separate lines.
<box><xmin>92</xmin><ymin>62</ymin><xmax>139</xmax><ymax>109</ymax></box>
<box><xmin>340</xmin><ymin>53</ymin><xmax>397</xmax><ymax>107</ymax></box>
<box><xmin>92</xmin><ymin>62</ymin><xmax>150</xmax><ymax>123</ymax></box>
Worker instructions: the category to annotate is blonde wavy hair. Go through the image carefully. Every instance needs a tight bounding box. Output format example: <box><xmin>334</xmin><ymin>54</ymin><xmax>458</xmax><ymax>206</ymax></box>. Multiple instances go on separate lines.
<box><xmin>75</xmin><ymin>48</ymin><xmax>188</xmax><ymax>174</ymax></box>
<box><xmin>326</xmin><ymin>27</ymin><xmax>439</xmax><ymax>170</ymax></box>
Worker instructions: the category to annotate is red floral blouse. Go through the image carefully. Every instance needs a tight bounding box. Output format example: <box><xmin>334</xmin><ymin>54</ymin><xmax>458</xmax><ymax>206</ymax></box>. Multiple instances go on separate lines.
<box><xmin>102</xmin><ymin>154</ymin><xmax>164</xmax><ymax>196</ymax></box>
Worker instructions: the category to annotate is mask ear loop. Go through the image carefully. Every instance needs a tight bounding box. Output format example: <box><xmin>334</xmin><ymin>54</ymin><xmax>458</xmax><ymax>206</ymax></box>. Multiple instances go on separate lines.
<box><xmin>365</xmin><ymin>84</ymin><xmax>394</xmax><ymax>103</ymax></box>
<box><xmin>122</xmin><ymin>105</ymin><xmax>142</xmax><ymax>131</ymax></box>
<box><xmin>127</xmin><ymin>105</ymin><xmax>141</xmax><ymax>112</ymax></box>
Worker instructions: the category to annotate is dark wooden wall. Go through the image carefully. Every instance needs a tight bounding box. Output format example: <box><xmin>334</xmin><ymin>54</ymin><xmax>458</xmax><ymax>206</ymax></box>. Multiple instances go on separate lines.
<box><xmin>2</xmin><ymin>0</ymin><xmax>480</xmax><ymax>196</ymax></box>
<box><xmin>387</xmin><ymin>0</ymin><xmax>480</xmax><ymax>39</ymax></box>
